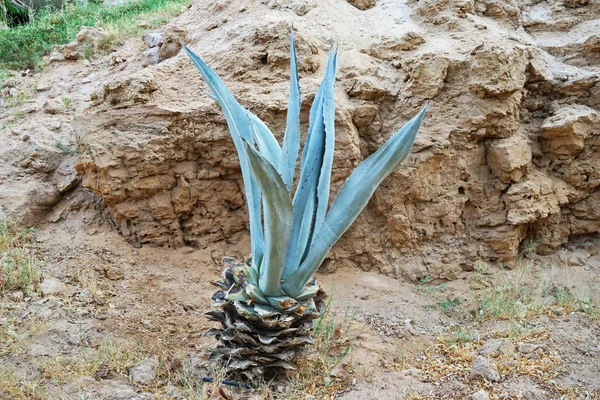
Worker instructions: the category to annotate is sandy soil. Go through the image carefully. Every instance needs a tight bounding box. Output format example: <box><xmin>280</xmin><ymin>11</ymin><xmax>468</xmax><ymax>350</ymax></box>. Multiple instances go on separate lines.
<box><xmin>1</xmin><ymin>0</ymin><xmax>600</xmax><ymax>399</ymax></box>
<box><xmin>0</xmin><ymin>200</ymin><xmax>598</xmax><ymax>399</ymax></box>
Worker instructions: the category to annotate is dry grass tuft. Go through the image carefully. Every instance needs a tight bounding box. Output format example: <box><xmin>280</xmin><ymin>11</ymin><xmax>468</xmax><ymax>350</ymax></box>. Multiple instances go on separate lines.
<box><xmin>0</xmin><ymin>368</ymin><xmax>45</xmax><ymax>400</ymax></box>
<box><xmin>0</xmin><ymin>220</ymin><xmax>42</xmax><ymax>296</ymax></box>
<box><xmin>8</xmin><ymin>299</ymin><xmax>357</xmax><ymax>400</ymax></box>
<box><xmin>39</xmin><ymin>339</ymin><xmax>145</xmax><ymax>385</ymax></box>
<box><xmin>273</xmin><ymin>297</ymin><xmax>358</xmax><ymax>399</ymax></box>
<box><xmin>395</xmin><ymin>324</ymin><xmax>579</xmax><ymax>399</ymax></box>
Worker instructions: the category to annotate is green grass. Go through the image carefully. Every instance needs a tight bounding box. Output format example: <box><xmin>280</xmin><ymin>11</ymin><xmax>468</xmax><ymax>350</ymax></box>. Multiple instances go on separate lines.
<box><xmin>553</xmin><ymin>288</ymin><xmax>600</xmax><ymax>318</ymax></box>
<box><xmin>0</xmin><ymin>0</ymin><xmax>190</xmax><ymax>70</ymax></box>
<box><xmin>55</xmin><ymin>140</ymin><xmax>76</xmax><ymax>154</ymax></box>
<box><xmin>471</xmin><ymin>259</ymin><xmax>600</xmax><ymax>321</ymax></box>
<box><xmin>417</xmin><ymin>275</ymin><xmax>447</xmax><ymax>293</ymax></box>
<box><xmin>440</xmin><ymin>327</ymin><xmax>475</xmax><ymax>346</ymax></box>
<box><xmin>61</xmin><ymin>96</ymin><xmax>71</xmax><ymax>109</ymax></box>
<box><xmin>439</xmin><ymin>298</ymin><xmax>460</xmax><ymax>314</ymax></box>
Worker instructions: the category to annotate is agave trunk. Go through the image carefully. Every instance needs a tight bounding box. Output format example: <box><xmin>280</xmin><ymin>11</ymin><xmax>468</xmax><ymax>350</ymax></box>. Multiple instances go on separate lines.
<box><xmin>205</xmin><ymin>258</ymin><xmax>327</xmax><ymax>380</ymax></box>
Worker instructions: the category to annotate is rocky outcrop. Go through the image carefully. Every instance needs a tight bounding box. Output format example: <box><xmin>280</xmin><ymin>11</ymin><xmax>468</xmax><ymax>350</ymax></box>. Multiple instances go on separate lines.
<box><xmin>53</xmin><ymin>27</ymin><xmax>113</xmax><ymax>61</ymax></box>
<box><xmin>0</xmin><ymin>112</ymin><xmax>79</xmax><ymax>226</ymax></box>
<box><xmin>346</xmin><ymin>0</ymin><xmax>376</xmax><ymax>11</ymax></box>
<box><xmin>140</xmin><ymin>28</ymin><xmax>189</xmax><ymax>68</ymax></box>
<box><xmin>75</xmin><ymin>0</ymin><xmax>600</xmax><ymax>279</ymax></box>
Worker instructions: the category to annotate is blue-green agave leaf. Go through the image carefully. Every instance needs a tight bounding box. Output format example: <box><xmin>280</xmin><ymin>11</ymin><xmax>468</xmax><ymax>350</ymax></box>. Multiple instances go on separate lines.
<box><xmin>281</xmin><ymin>49</ymin><xmax>337</xmax><ymax>281</ymax></box>
<box><xmin>184</xmin><ymin>46</ymin><xmax>264</xmax><ymax>268</ymax></box>
<box><xmin>246</xmin><ymin>110</ymin><xmax>281</xmax><ymax>167</ymax></box>
<box><xmin>244</xmin><ymin>265</ymin><xmax>259</xmax><ymax>286</ymax></box>
<box><xmin>225</xmin><ymin>284</ymin><xmax>249</xmax><ymax>302</ymax></box>
<box><xmin>243</xmin><ymin>141</ymin><xmax>293</xmax><ymax>297</ymax></box>
<box><xmin>282</xmin><ymin>105</ymin><xmax>428</xmax><ymax>297</ymax></box>
<box><xmin>245</xmin><ymin>282</ymin><xmax>268</xmax><ymax>304</ymax></box>
<box><xmin>254</xmin><ymin>303</ymin><xmax>282</xmax><ymax>318</ymax></box>
<box><xmin>279</xmin><ymin>29</ymin><xmax>302</xmax><ymax>192</ymax></box>
<box><xmin>312</xmin><ymin>50</ymin><xmax>338</xmax><ymax>243</ymax></box>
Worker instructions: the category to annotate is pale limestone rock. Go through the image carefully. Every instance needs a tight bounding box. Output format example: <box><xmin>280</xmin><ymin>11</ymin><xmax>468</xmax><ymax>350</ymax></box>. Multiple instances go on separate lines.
<box><xmin>472</xmin><ymin>389</ymin><xmax>490</xmax><ymax>400</ymax></box>
<box><xmin>469</xmin><ymin>45</ymin><xmax>527</xmax><ymax>97</ymax></box>
<box><xmin>69</xmin><ymin>0</ymin><xmax>600</xmax><ymax>279</ymax></box>
<box><xmin>404</xmin><ymin>54</ymin><xmax>449</xmax><ymax>98</ymax></box>
<box><xmin>51</xmin><ymin>158</ymin><xmax>80</xmax><ymax>194</ymax></box>
<box><xmin>141</xmin><ymin>47</ymin><xmax>161</xmax><ymax>68</ymax></box>
<box><xmin>347</xmin><ymin>76</ymin><xmax>388</xmax><ymax>101</ymax></box>
<box><xmin>36</xmin><ymin>75</ymin><xmax>53</xmax><ymax>92</ymax></box>
<box><xmin>56</xmin><ymin>26</ymin><xmax>109</xmax><ymax>60</ymax></box>
<box><xmin>487</xmin><ymin>134</ymin><xmax>532</xmax><ymax>183</ymax></box>
<box><xmin>142</xmin><ymin>32</ymin><xmax>164</xmax><ymax>48</ymax></box>
<box><xmin>129</xmin><ymin>359</ymin><xmax>158</xmax><ymax>386</ymax></box>
<box><xmin>362</xmin><ymin>32</ymin><xmax>425</xmax><ymax>60</ymax></box>
<box><xmin>540</xmin><ymin>104</ymin><xmax>600</xmax><ymax>155</ymax></box>
<box><xmin>43</xmin><ymin>98</ymin><xmax>64</xmax><ymax>114</ymax></box>
<box><xmin>478</xmin><ymin>338</ymin><xmax>509</xmax><ymax>356</ymax></box>
<box><xmin>470</xmin><ymin>355</ymin><xmax>500</xmax><ymax>382</ymax></box>
<box><xmin>140</xmin><ymin>28</ymin><xmax>187</xmax><ymax>67</ymax></box>
<box><xmin>504</xmin><ymin>171</ymin><xmax>569</xmax><ymax>225</ymax></box>
<box><xmin>40</xmin><ymin>277</ymin><xmax>67</xmax><ymax>296</ymax></box>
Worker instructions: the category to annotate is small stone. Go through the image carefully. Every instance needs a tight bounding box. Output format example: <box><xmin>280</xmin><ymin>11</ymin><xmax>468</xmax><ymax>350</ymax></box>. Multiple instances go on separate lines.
<box><xmin>472</xmin><ymin>389</ymin><xmax>490</xmax><ymax>400</ymax></box>
<box><xmin>40</xmin><ymin>277</ymin><xmax>68</xmax><ymax>296</ymax></box>
<box><xmin>582</xmin><ymin>242</ymin><xmax>598</xmax><ymax>256</ymax></box>
<box><xmin>470</xmin><ymin>355</ymin><xmax>501</xmax><ymax>382</ymax></box>
<box><xmin>141</xmin><ymin>47</ymin><xmax>161</xmax><ymax>68</ymax></box>
<box><xmin>36</xmin><ymin>76</ymin><xmax>53</xmax><ymax>92</ymax></box>
<box><xmin>105</xmin><ymin>266</ymin><xmax>124</xmax><ymax>280</ymax></box>
<box><xmin>165</xmin><ymin>381</ymin><xmax>182</xmax><ymax>399</ymax></box>
<box><xmin>158</xmin><ymin>36</ymin><xmax>182</xmax><ymax>60</ymax></box>
<box><xmin>142</xmin><ymin>32</ymin><xmax>164</xmax><ymax>48</ymax></box>
<box><xmin>566</xmin><ymin>250</ymin><xmax>589</xmax><ymax>267</ymax></box>
<box><xmin>9</xmin><ymin>87</ymin><xmax>18</xmax><ymax>97</ymax></box>
<box><xmin>478</xmin><ymin>338</ymin><xmax>508</xmax><ymax>356</ymax></box>
<box><xmin>8</xmin><ymin>291</ymin><xmax>24</xmax><ymax>302</ymax></box>
<box><xmin>129</xmin><ymin>359</ymin><xmax>158</xmax><ymax>386</ymax></box>
<box><xmin>518</xmin><ymin>343</ymin><xmax>537</xmax><ymax>354</ymax></box>
<box><xmin>43</xmin><ymin>98</ymin><xmax>64</xmax><ymax>114</ymax></box>
<box><xmin>32</xmin><ymin>184</ymin><xmax>61</xmax><ymax>207</ymax></box>
<box><xmin>402</xmin><ymin>367</ymin><xmax>422</xmax><ymax>378</ymax></box>
<box><xmin>76</xmin><ymin>288</ymin><xmax>94</xmax><ymax>304</ymax></box>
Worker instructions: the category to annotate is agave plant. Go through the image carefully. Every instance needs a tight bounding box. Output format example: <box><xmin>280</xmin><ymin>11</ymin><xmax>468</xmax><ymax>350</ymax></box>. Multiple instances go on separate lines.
<box><xmin>184</xmin><ymin>30</ymin><xmax>426</xmax><ymax>380</ymax></box>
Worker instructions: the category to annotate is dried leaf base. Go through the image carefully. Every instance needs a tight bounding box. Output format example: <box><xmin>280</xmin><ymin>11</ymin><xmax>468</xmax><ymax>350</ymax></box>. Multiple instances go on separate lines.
<box><xmin>205</xmin><ymin>259</ymin><xmax>327</xmax><ymax>380</ymax></box>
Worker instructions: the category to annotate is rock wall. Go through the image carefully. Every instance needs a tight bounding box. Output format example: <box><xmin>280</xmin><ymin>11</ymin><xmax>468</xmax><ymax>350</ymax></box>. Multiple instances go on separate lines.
<box><xmin>75</xmin><ymin>0</ymin><xmax>600</xmax><ymax>281</ymax></box>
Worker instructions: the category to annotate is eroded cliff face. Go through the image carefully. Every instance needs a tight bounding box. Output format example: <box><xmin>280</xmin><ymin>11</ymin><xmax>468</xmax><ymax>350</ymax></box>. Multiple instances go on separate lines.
<box><xmin>75</xmin><ymin>0</ymin><xmax>600</xmax><ymax>281</ymax></box>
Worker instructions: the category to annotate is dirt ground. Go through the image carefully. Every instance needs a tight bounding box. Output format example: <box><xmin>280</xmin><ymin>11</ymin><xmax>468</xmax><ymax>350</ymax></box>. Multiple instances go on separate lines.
<box><xmin>1</xmin><ymin>196</ymin><xmax>600</xmax><ymax>399</ymax></box>
<box><xmin>1</xmin><ymin>0</ymin><xmax>600</xmax><ymax>399</ymax></box>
